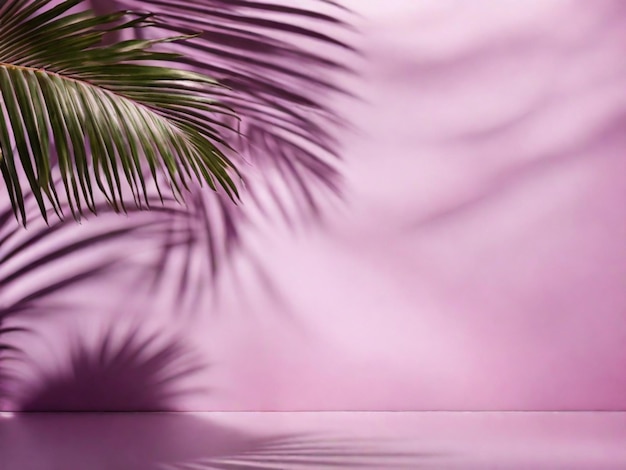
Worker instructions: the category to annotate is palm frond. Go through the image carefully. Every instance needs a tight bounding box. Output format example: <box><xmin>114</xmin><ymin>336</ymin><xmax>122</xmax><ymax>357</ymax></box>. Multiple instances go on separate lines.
<box><xmin>94</xmin><ymin>0</ymin><xmax>356</xmax><ymax>305</ymax></box>
<box><xmin>110</xmin><ymin>0</ymin><xmax>354</xmax><ymax>217</ymax></box>
<box><xmin>0</xmin><ymin>0</ymin><xmax>241</xmax><ymax>225</ymax></box>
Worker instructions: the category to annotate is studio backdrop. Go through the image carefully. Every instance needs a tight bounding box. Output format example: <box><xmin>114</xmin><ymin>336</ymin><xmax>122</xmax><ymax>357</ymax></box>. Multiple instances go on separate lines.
<box><xmin>1</xmin><ymin>0</ymin><xmax>625</xmax><ymax>413</ymax></box>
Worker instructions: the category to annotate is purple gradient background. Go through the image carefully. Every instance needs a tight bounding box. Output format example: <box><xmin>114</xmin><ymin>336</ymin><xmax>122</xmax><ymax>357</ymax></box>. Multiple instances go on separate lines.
<box><xmin>2</xmin><ymin>0</ymin><xmax>626</xmax><ymax>412</ymax></box>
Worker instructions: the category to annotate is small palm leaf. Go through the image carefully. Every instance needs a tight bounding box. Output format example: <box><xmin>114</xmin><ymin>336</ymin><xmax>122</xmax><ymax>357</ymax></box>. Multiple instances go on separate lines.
<box><xmin>0</xmin><ymin>0</ymin><xmax>241</xmax><ymax>225</ymax></box>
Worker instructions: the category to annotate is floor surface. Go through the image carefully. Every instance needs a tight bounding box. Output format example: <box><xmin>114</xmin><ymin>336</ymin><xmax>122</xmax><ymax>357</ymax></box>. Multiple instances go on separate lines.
<box><xmin>1</xmin><ymin>412</ymin><xmax>625</xmax><ymax>469</ymax></box>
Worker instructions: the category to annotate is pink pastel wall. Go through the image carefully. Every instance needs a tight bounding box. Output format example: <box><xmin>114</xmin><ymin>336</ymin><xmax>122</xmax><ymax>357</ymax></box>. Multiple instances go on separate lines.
<box><xmin>2</xmin><ymin>0</ymin><xmax>626</xmax><ymax>411</ymax></box>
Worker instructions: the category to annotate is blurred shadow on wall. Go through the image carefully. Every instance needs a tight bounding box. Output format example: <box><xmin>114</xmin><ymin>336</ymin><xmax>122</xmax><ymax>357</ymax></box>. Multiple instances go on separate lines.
<box><xmin>16</xmin><ymin>324</ymin><xmax>204</xmax><ymax>412</ymax></box>
<box><xmin>93</xmin><ymin>0</ymin><xmax>361</xmax><ymax>313</ymax></box>
<box><xmin>0</xmin><ymin>321</ymin><xmax>443</xmax><ymax>469</ymax></box>
<box><xmin>410</xmin><ymin>114</ymin><xmax>626</xmax><ymax>231</ymax></box>
<box><xmin>398</xmin><ymin>0</ymin><xmax>626</xmax><ymax>231</ymax></box>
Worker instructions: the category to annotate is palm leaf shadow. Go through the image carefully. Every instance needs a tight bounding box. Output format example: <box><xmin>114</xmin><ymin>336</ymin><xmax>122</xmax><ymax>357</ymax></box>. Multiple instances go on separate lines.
<box><xmin>408</xmin><ymin>108</ymin><xmax>626</xmax><ymax>231</ymax></box>
<box><xmin>0</xmin><ymin>174</ymin><xmax>184</xmax><ymax>405</ymax></box>
<box><xmin>0</xmin><ymin>412</ymin><xmax>256</xmax><ymax>470</ymax></box>
<box><xmin>0</xmin><ymin>191</ymin><xmax>115</xmax><ymax>403</ymax></box>
<box><xmin>1</xmin><ymin>416</ymin><xmax>445</xmax><ymax>470</ymax></box>
<box><xmin>2</xmin><ymin>0</ymin><xmax>360</xmax><ymax>314</ymax></box>
<box><xmin>89</xmin><ymin>0</ymin><xmax>359</xmax><ymax>308</ymax></box>
<box><xmin>1</xmin><ymin>311</ymin><xmax>446</xmax><ymax>468</ymax></box>
<box><xmin>17</xmin><ymin>323</ymin><xmax>204</xmax><ymax>412</ymax></box>
<box><xmin>166</xmin><ymin>434</ymin><xmax>446</xmax><ymax>469</ymax></box>
<box><xmin>0</xmin><ymin>325</ymin><xmax>26</xmax><ymax>405</ymax></box>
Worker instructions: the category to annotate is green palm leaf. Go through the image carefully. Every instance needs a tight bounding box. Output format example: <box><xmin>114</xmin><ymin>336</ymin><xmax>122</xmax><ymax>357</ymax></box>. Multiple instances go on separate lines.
<box><xmin>0</xmin><ymin>0</ymin><xmax>240</xmax><ymax>225</ymax></box>
<box><xmin>94</xmin><ymin>0</ymin><xmax>356</xmax><ymax>309</ymax></box>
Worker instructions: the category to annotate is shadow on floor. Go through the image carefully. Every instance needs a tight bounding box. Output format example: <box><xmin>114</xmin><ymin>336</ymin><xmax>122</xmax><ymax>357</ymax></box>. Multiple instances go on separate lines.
<box><xmin>0</xmin><ymin>412</ymin><xmax>440</xmax><ymax>469</ymax></box>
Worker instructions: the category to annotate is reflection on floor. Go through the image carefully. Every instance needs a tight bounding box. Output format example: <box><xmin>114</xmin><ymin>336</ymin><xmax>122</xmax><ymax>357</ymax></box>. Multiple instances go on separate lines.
<box><xmin>1</xmin><ymin>412</ymin><xmax>624</xmax><ymax>469</ymax></box>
